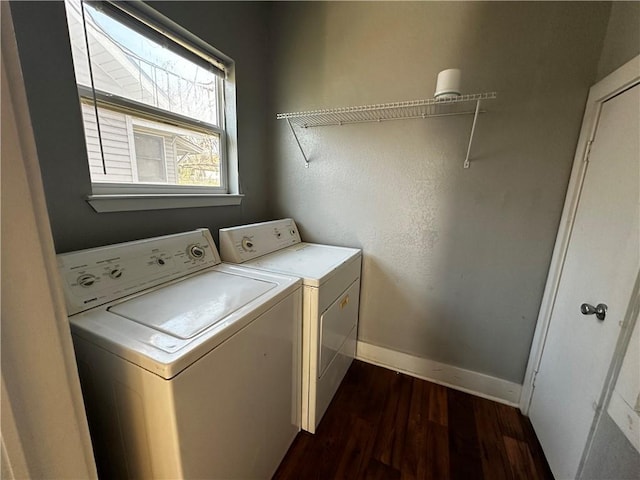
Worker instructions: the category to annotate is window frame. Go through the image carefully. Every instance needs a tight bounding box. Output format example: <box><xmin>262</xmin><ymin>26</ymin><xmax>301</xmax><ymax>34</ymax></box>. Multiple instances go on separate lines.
<box><xmin>67</xmin><ymin>0</ymin><xmax>241</xmax><ymax>211</ymax></box>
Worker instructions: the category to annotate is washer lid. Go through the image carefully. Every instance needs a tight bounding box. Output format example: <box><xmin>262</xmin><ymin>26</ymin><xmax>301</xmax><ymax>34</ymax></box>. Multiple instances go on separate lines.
<box><xmin>69</xmin><ymin>265</ymin><xmax>301</xmax><ymax>380</ymax></box>
<box><xmin>109</xmin><ymin>270</ymin><xmax>275</xmax><ymax>339</ymax></box>
<box><xmin>246</xmin><ymin>243</ymin><xmax>361</xmax><ymax>286</ymax></box>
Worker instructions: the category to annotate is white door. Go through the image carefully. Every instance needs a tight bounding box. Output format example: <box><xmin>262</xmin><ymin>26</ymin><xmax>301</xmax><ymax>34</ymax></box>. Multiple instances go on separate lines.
<box><xmin>528</xmin><ymin>83</ymin><xmax>639</xmax><ymax>479</ymax></box>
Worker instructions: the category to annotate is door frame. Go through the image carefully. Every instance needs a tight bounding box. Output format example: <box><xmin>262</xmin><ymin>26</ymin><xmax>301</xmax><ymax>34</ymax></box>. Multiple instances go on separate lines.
<box><xmin>521</xmin><ymin>54</ymin><xmax>640</xmax><ymax>416</ymax></box>
<box><xmin>2</xmin><ymin>4</ymin><xmax>97</xmax><ymax>477</ymax></box>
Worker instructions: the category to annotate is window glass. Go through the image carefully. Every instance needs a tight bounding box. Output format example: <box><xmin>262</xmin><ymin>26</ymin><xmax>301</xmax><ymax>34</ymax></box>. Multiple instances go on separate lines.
<box><xmin>65</xmin><ymin>0</ymin><xmax>219</xmax><ymax>125</ymax></box>
<box><xmin>64</xmin><ymin>0</ymin><xmax>228</xmax><ymax>192</ymax></box>
<box><xmin>82</xmin><ymin>103</ymin><xmax>222</xmax><ymax>187</ymax></box>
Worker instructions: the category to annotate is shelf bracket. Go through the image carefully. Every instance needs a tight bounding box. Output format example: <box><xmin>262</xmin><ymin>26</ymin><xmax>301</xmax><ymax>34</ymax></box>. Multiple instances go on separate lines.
<box><xmin>286</xmin><ymin>118</ymin><xmax>310</xmax><ymax>168</ymax></box>
<box><xmin>464</xmin><ymin>99</ymin><xmax>481</xmax><ymax>169</ymax></box>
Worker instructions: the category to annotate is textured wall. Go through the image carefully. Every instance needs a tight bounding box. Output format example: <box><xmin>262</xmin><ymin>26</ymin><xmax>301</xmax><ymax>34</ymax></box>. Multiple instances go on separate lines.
<box><xmin>596</xmin><ymin>1</ymin><xmax>640</xmax><ymax>81</ymax></box>
<box><xmin>10</xmin><ymin>1</ymin><xmax>272</xmax><ymax>253</ymax></box>
<box><xmin>270</xmin><ymin>1</ymin><xmax>610</xmax><ymax>383</ymax></box>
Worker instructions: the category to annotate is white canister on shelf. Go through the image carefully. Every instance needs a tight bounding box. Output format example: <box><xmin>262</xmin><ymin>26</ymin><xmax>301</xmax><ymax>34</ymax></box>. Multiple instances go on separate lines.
<box><xmin>434</xmin><ymin>68</ymin><xmax>462</xmax><ymax>99</ymax></box>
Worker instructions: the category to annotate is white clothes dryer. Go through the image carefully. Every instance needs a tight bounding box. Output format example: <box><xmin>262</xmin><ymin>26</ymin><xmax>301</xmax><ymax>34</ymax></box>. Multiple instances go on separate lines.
<box><xmin>219</xmin><ymin>219</ymin><xmax>361</xmax><ymax>433</ymax></box>
<box><xmin>57</xmin><ymin>229</ymin><xmax>301</xmax><ymax>479</ymax></box>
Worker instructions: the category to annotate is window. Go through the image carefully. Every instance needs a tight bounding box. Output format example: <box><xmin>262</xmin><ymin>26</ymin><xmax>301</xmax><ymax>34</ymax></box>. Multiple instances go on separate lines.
<box><xmin>64</xmin><ymin>0</ymin><xmax>240</xmax><ymax>210</ymax></box>
<box><xmin>133</xmin><ymin>132</ymin><xmax>166</xmax><ymax>183</ymax></box>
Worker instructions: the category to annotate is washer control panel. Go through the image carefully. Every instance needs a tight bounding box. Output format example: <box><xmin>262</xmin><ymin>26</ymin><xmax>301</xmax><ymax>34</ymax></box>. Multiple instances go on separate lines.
<box><xmin>219</xmin><ymin>218</ymin><xmax>301</xmax><ymax>263</ymax></box>
<box><xmin>57</xmin><ymin>229</ymin><xmax>221</xmax><ymax>315</ymax></box>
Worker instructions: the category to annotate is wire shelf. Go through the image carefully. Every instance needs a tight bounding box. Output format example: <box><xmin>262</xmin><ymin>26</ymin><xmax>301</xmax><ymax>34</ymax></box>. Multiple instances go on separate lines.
<box><xmin>277</xmin><ymin>92</ymin><xmax>497</xmax><ymax>168</ymax></box>
<box><xmin>277</xmin><ymin>92</ymin><xmax>496</xmax><ymax>128</ymax></box>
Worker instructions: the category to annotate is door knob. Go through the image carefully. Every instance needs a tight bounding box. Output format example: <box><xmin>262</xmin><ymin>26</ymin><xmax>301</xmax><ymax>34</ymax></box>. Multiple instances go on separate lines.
<box><xmin>580</xmin><ymin>303</ymin><xmax>607</xmax><ymax>321</ymax></box>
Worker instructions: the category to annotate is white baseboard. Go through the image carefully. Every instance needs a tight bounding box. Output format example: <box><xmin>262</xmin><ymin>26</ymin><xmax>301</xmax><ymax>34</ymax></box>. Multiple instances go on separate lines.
<box><xmin>356</xmin><ymin>341</ymin><xmax>522</xmax><ymax>407</ymax></box>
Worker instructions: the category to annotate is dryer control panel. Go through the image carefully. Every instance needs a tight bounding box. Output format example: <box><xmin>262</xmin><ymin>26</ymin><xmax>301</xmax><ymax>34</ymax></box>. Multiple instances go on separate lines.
<box><xmin>57</xmin><ymin>229</ymin><xmax>221</xmax><ymax>315</ymax></box>
<box><xmin>219</xmin><ymin>219</ymin><xmax>301</xmax><ymax>263</ymax></box>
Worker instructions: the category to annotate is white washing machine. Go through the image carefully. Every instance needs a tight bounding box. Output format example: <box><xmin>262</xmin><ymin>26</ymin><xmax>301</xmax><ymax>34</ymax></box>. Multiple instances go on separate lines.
<box><xmin>219</xmin><ymin>219</ymin><xmax>361</xmax><ymax>433</ymax></box>
<box><xmin>57</xmin><ymin>229</ymin><xmax>301</xmax><ymax>479</ymax></box>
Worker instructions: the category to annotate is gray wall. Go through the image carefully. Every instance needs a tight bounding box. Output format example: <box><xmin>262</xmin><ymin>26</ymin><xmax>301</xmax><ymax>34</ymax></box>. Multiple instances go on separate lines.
<box><xmin>10</xmin><ymin>1</ymin><xmax>273</xmax><ymax>253</ymax></box>
<box><xmin>581</xmin><ymin>2</ymin><xmax>640</xmax><ymax>478</ymax></box>
<box><xmin>596</xmin><ymin>0</ymin><xmax>640</xmax><ymax>82</ymax></box>
<box><xmin>270</xmin><ymin>1</ymin><xmax>610</xmax><ymax>384</ymax></box>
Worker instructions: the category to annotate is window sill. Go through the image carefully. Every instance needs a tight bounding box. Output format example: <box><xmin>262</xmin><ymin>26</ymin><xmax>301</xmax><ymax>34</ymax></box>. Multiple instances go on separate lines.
<box><xmin>87</xmin><ymin>193</ymin><xmax>243</xmax><ymax>212</ymax></box>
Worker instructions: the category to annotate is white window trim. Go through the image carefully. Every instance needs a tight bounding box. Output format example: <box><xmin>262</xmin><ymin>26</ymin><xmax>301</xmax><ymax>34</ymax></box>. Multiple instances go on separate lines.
<box><xmin>130</xmin><ymin>116</ymin><xmax>216</xmax><ymax>137</ymax></box>
<box><xmin>87</xmin><ymin>193</ymin><xmax>243</xmax><ymax>212</ymax></box>
<box><xmin>71</xmin><ymin>1</ymin><xmax>241</xmax><ymax>212</ymax></box>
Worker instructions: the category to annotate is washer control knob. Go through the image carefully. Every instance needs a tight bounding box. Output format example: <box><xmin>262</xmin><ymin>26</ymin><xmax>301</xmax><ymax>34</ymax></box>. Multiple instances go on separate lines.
<box><xmin>289</xmin><ymin>228</ymin><xmax>296</xmax><ymax>236</ymax></box>
<box><xmin>241</xmin><ymin>237</ymin><xmax>254</xmax><ymax>251</ymax></box>
<box><xmin>188</xmin><ymin>245</ymin><xmax>205</xmax><ymax>260</ymax></box>
<box><xmin>77</xmin><ymin>273</ymin><xmax>97</xmax><ymax>287</ymax></box>
<box><xmin>156</xmin><ymin>258</ymin><xmax>166</xmax><ymax>266</ymax></box>
<box><xmin>109</xmin><ymin>268</ymin><xmax>123</xmax><ymax>279</ymax></box>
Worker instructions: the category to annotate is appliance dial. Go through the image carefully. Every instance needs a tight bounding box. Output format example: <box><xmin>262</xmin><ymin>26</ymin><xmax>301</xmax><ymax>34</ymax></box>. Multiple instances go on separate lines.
<box><xmin>109</xmin><ymin>268</ymin><xmax>123</xmax><ymax>279</ymax></box>
<box><xmin>188</xmin><ymin>244</ymin><xmax>205</xmax><ymax>260</ymax></box>
<box><xmin>77</xmin><ymin>273</ymin><xmax>97</xmax><ymax>287</ymax></box>
<box><xmin>241</xmin><ymin>237</ymin><xmax>254</xmax><ymax>251</ymax></box>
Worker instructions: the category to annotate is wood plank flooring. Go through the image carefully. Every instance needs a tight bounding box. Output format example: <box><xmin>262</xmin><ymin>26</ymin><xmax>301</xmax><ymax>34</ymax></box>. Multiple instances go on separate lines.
<box><xmin>273</xmin><ymin>360</ymin><xmax>553</xmax><ymax>480</ymax></box>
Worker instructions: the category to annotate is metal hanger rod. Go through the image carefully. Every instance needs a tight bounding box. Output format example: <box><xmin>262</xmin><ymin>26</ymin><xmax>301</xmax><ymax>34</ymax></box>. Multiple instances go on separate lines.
<box><xmin>464</xmin><ymin>99</ymin><xmax>481</xmax><ymax>169</ymax></box>
<box><xmin>286</xmin><ymin>118</ymin><xmax>309</xmax><ymax>168</ymax></box>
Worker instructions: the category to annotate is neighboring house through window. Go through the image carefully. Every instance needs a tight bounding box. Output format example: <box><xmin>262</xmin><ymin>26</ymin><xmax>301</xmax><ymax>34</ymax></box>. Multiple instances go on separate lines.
<box><xmin>63</xmin><ymin>0</ymin><xmax>239</xmax><ymax>210</ymax></box>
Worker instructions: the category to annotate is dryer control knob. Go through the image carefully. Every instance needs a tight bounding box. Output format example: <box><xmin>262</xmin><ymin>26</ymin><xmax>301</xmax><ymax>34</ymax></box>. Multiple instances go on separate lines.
<box><xmin>188</xmin><ymin>244</ymin><xmax>205</xmax><ymax>260</ymax></box>
<box><xmin>241</xmin><ymin>237</ymin><xmax>254</xmax><ymax>251</ymax></box>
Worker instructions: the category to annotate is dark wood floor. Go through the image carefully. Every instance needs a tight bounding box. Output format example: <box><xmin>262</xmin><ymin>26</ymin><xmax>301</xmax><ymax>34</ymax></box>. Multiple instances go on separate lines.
<box><xmin>273</xmin><ymin>361</ymin><xmax>554</xmax><ymax>480</ymax></box>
